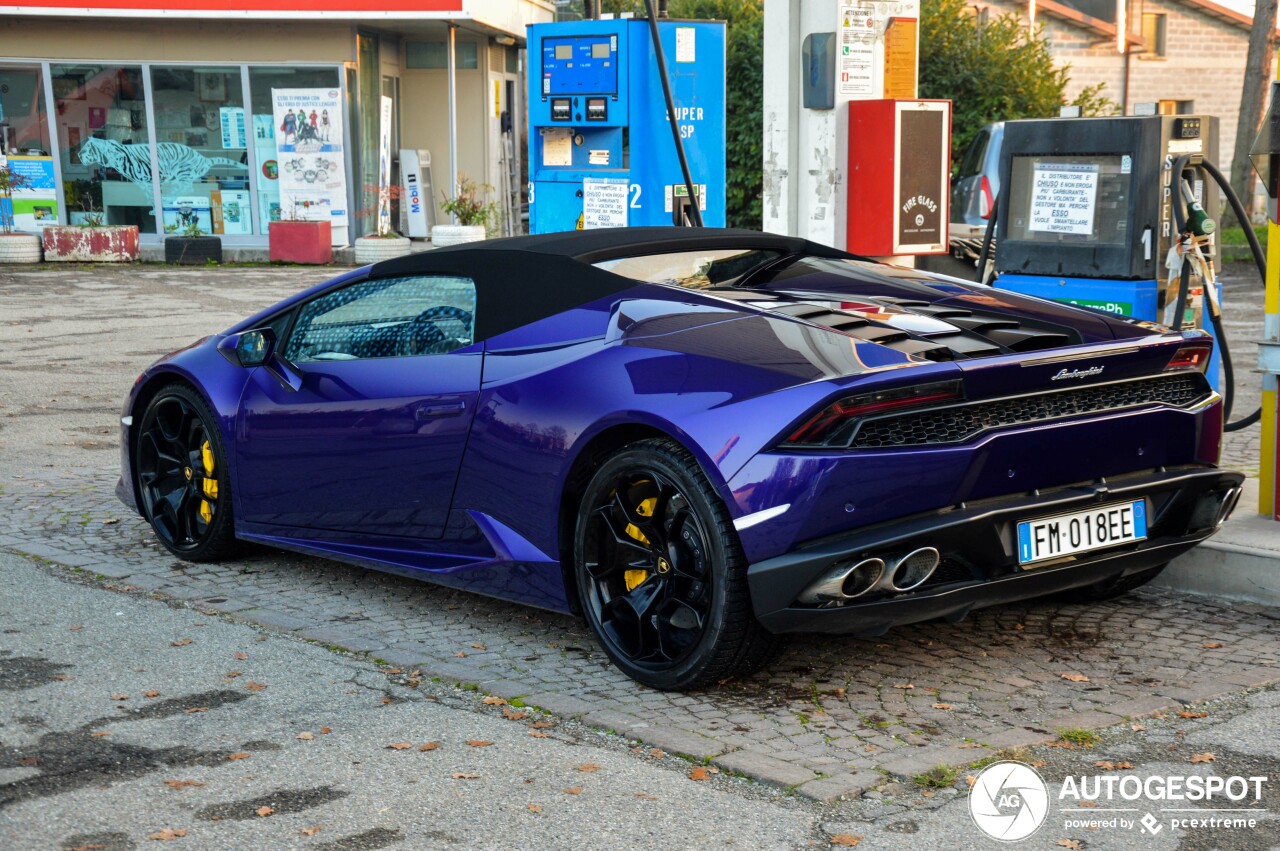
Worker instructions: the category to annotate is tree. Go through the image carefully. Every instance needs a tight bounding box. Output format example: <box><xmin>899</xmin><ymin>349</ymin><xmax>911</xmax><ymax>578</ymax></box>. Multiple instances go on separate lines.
<box><xmin>920</xmin><ymin>0</ymin><xmax>1115</xmax><ymax>166</ymax></box>
<box><xmin>1226</xmin><ymin>0</ymin><xmax>1277</xmax><ymax>228</ymax></box>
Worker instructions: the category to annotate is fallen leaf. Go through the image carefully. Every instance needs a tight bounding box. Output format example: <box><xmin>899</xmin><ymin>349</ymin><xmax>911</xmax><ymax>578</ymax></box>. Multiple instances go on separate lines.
<box><xmin>452</xmin><ymin>773</ymin><xmax>480</xmax><ymax>780</ymax></box>
<box><xmin>471</xmin><ymin>643</ymin><xmax>486</xmax><ymax>650</ymax></box>
<box><xmin>466</xmin><ymin>740</ymin><xmax>494</xmax><ymax>748</ymax></box>
<box><xmin>380</xmin><ymin>697</ymin><xmax>394</xmax><ymax>705</ymax></box>
<box><xmin>69</xmin><ymin>625</ymin><xmax>84</xmax><ymax>631</ymax></box>
<box><xmin>526</xmin><ymin>803</ymin><xmax>542</xmax><ymax>813</ymax></box>
<box><xmin>320</xmin><ymin>726</ymin><xmax>332</xmax><ymax>735</ymax></box>
<box><xmin>932</xmin><ymin>703</ymin><xmax>953</xmax><ymax>710</ymax></box>
<box><xmin>90</xmin><ymin>731</ymin><xmax>111</xmax><ymax>738</ymax></box>
<box><xmin>1031</xmin><ymin>760</ymin><xmax>1048</xmax><ymax>768</ymax></box>
<box><xmin>1079</xmin><ymin>800</ymin><xmax>1097</xmax><ymax>808</ymax></box>
<box><xmin>418</xmin><ymin>742</ymin><xmax>441</xmax><ymax>752</ymax></box>
<box><xmin>143</xmin><ymin>690</ymin><xmax>160</xmax><ymax>698</ymax></box>
<box><xmin>1059</xmin><ymin>673</ymin><xmax>1090</xmax><ymax>683</ymax></box>
<box><xmin>689</xmin><ymin>767</ymin><xmax>711</xmax><ymax>781</ymax></box>
<box><xmin>1190</xmin><ymin>752</ymin><xmax>1215</xmax><ymax>763</ymax></box>
<box><xmin>170</xmin><ymin>638</ymin><xmax>192</xmax><ymax>647</ymax></box>
<box><xmin>831</xmin><ymin>835</ymin><xmax>862</xmax><ymax>847</ymax></box>
<box><xmin>1130</xmin><ymin>723</ymin><xmax>1146</xmax><ymax>732</ymax></box>
<box><xmin>224</xmin><ymin>670</ymin><xmax>242</xmax><ymax>679</ymax></box>
<box><xmin>164</xmin><ymin>780</ymin><xmax>204</xmax><ymax>789</ymax></box>
<box><xmin>482</xmin><ymin>696</ymin><xmax>507</xmax><ymax>705</ymax></box>
<box><xmin>634</xmin><ymin>792</ymin><xmax>658</xmax><ymax>801</ymax></box>
<box><xmin>530</xmin><ymin>731</ymin><xmax>549</xmax><ymax>738</ymax></box>
<box><xmin>146</xmin><ymin>828</ymin><xmax>188</xmax><ymax>841</ymax></box>
<box><xmin>300</xmin><ymin>826</ymin><xmax>322</xmax><ymax>837</ymax></box>
<box><xmin>1178</xmin><ymin>711</ymin><xmax>1209</xmax><ymax>719</ymax></box>
<box><xmin>1057</xmin><ymin>840</ymin><xmax>1082</xmax><ymax>850</ymax></box>
<box><xmin>1116</xmin><ymin>761</ymin><xmax>1134</xmax><ymax>769</ymax></box>
<box><xmin>454</xmin><ymin>651</ymin><xmax>467</xmax><ymax>658</ymax></box>
<box><xmin>865</xmin><ymin>745</ymin><xmax>877</xmax><ymax>752</ymax></box>
<box><xmin>256</xmin><ymin>805</ymin><xmax>273</xmax><ymax>817</ymax></box>
<box><xmin>384</xmin><ymin>742</ymin><xmax>414</xmax><ymax>750</ymax></box>
<box><xmin>111</xmin><ymin>693</ymin><xmax>129</xmax><ymax>701</ymax></box>
<box><xmin>564</xmin><ymin>787</ymin><xmax>583</xmax><ymax>795</ymax></box>
<box><xmin>384</xmin><ymin>668</ymin><xmax>403</xmax><ymax>674</ymax></box>
<box><xmin>184</xmin><ymin>707</ymin><xmax>208</xmax><ymax>714</ymax></box>
<box><xmin>296</xmin><ymin>731</ymin><xmax>314</xmax><ymax>741</ymax></box>
<box><xmin>245</xmin><ymin>682</ymin><xmax>266</xmax><ymax>692</ymax></box>
<box><xmin>578</xmin><ymin>763</ymin><xmax>601</xmax><ymax>772</ymax></box>
<box><xmin>234</xmin><ymin>651</ymin><xmax>248</xmax><ymax>661</ymax></box>
<box><xmin>965</xmin><ymin>774</ymin><xmax>977</xmax><ymax>787</ymax></box>
<box><xmin>103</xmin><ymin>518</ymin><xmax>120</xmax><ymax>525</ymax></box>
<box><xmin>226</xmin><ymin>752</ymin><xmax>250</xmax><ymax>761</ymax></box>
<box><xmin>528</xmin><ymin>720</ymin><xmax>553</xmax><ymax>729</ymax></box>
<box><xmin>1201</xmin><ymin>642</ymin><xmax>1223</xmax><ymax>649</ymax></box>
<box><xmin>17</xmin><ymin>756</ymin><xmax>38</xmax><ymax>766</ymax></box>
<box><xmin>649</xmin><ymin>748</ymin><xmax>665</xmax><ymax>759</ymax></box>
<box><xmin>503</xmin><ymin>707</ymin><xmax>528</xmax><ymax>721</ymax></box>
<box><xmin>1095</xmin><ymin>761</ymin><xmax>1115</xmax><ymax>770</ymax></box>
<box><xmin>1014</xmin><ymin>624</ymin><xmax>1025</xmax><ymax>630</ymax></box>
<box><xmin>893</xmin><ymin>683</ymin><xmax>915</xmax><ymax>690</ymax></box>
<box><xmin>53</xmin><ymin>674</ymin><xmax>73</xmax><ymax>682</ymax></box>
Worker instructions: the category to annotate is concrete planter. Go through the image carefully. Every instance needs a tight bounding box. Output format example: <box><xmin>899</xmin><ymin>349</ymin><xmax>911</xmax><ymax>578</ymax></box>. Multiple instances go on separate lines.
<box><xmin>354</xmin><ymin>234</ymin><xmax>411</xmax><ymax>265</ymax></box>
<box><xmin>269</xmin><ymin>220</ymin><xmax>333</xmax><ymax>265</ymax></box>
<box><xmin>164</xmin><ymin>235</ymin><xmax>222</xmax><ymax>265</ymax></box>
<box><xmin>431</xmin><ymin>224</ymin><xmax>486</xmax><ymax>247</ymax></box>
<box><xmin>42</xmin><ymin>225</ymin><xmax>139</xmax><ymax>262</ymax></box>
<box><xmin>0</xmin><ymin>232</ymin><xmax>42</xmax><ymax>263</ymax></box>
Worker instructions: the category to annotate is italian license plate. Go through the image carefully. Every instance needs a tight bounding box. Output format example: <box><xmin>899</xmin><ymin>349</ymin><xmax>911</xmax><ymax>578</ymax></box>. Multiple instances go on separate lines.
<box><xmin>1017</xmin><ymin>500</ymin><xmax>1147</xmax><ymax>566</ymax></box>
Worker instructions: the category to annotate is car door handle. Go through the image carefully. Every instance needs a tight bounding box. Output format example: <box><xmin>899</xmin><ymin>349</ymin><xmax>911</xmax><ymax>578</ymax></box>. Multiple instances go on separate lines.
<box><xmin>414</xmin><ymin>400</ymin><xmax>466</xmax><ymax>419</ymax></box>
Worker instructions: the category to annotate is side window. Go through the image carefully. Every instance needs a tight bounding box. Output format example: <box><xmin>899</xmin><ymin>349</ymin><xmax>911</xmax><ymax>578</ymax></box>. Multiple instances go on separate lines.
<box><xmin>283</xmin><ymin>275</ymin><xmax>477</xmax><ymax>363</ymax></box>
<box><xmin>957</xmin><ymin>129</ymin><xmax>989</xmax><ymax>179</ymax></box>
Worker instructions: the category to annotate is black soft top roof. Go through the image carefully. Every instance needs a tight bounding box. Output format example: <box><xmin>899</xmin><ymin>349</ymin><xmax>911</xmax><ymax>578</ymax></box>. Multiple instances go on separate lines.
<box><xmin>366</xmin><ymin>227</ymin><xmax>851</xmax><ymax>342</ymax></box>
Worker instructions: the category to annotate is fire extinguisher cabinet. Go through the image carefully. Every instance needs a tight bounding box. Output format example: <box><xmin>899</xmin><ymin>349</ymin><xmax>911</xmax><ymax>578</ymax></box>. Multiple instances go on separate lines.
<box><xmin>846</xmin><ymin>99</ymin><xmax>951</xmax><ymax>257</ymax></box>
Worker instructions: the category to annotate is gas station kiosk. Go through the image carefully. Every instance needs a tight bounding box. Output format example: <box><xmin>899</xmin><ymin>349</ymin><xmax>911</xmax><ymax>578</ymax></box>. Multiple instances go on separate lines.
<box><xmin>526</xmin><ymin>17</ymin><xmax>726</xmax><ymax>234</ymax></box>
<box><xmin>992</xmin><ymin>114</ymin><xmax>1224</xmax><ymax>386</ymax></box>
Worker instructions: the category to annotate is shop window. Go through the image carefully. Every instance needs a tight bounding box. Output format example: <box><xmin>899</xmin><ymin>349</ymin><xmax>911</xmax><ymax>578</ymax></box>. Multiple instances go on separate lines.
<box><xmin>52</xmin><ymin>64</ymin><xmax>152</xmax><ymax>229</ymax></box>
<box><xmin>506</xmin><ymin>47</ymin><xmax>519</xmax><ymax>74</ymax></box>
<box><xmin>0</xmin><ymin>66</ymin><xmax>56</xmax><ymax>231</ymax></box>
<box><xmin>248</xmin><ymin>66</ymin><xmax>342</xmax><ymax>229</ymax></box>
<box><xmin>406</xmin><ymin>41</ymin><xmax>479</xmax><ymax>70</ymax></box>
<box><xmin>149</xmin><ymin>66</ymin><xmax>251</xmax><ymax>237</ymax></box>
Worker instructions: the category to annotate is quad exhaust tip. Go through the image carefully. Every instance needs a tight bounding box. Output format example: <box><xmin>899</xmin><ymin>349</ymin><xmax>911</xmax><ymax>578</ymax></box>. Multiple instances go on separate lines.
<box><xmin>797</xmin><ymin>557</ymin><xmax>885</xmax><ymax>604</ymax></box>
<box><xmin>875</xmin><ymin>547</ymin><xmax>941</xmax><ymax>593</ymax></box>
<box><xmin>1216</xmin><ymin>486</ymin><xmax>1242</xmax><ymax>528</ymax></box>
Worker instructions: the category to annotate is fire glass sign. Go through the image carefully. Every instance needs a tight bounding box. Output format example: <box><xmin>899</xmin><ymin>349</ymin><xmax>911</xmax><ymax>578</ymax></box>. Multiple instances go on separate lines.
<box><xmin>846</xmin><ymin>99</ymin><xmax>951</xmax><ymax>256</ymax></box>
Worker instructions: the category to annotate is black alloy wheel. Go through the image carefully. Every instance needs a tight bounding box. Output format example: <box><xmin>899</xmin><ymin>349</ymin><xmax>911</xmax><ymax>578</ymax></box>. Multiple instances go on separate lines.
<box><xmin>135</xmin><ymin>384</ymin><xmax>237</xmax><ymax>561</ymax></box>
<box><xmin>574</xmin><ymin>438</ymin><xmax>778</xmax><ymax>691</ymax></box>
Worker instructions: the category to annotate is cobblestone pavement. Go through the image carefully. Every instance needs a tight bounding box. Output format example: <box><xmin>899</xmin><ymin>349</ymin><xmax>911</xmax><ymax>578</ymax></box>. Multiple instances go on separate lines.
<box><xmin>0</xmin><ymin>262</ymin><xmax>1275</xmax><ymax>805</ymax></box>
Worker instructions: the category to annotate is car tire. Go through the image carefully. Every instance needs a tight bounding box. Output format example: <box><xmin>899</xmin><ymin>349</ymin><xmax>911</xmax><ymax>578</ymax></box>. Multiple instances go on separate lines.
<box><xmin>573</xmin><ymin>438</ymin><xmax>780</xmax><ymax>691</ymax></box>
<box><xmin>1061</xmin><ymin>563</ymin><xmax>1167</xmax><ymax>602</ymax></box>
<box><xmin>135</xmin><ymin>383</ymin><xmax>238</xmax><ymax>562</ymax></box>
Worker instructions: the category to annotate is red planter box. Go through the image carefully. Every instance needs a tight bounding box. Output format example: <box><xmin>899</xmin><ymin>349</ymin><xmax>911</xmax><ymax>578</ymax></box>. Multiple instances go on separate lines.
<box><xmin>269</xmin><ymin>220</ymin><xmax>332</xmax><ymax>264</ymax></box>
<box><xmin>42</xmin><ymin>225</ymin><xmax>139</xmax><ymax>262</ymax></box>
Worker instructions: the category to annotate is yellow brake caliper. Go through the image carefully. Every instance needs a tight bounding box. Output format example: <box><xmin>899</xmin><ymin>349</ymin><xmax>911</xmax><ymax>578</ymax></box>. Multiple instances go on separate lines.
<box><xmin>623</xmin><ymin>496</ymin><xmax>658</xmax><ymax>591</ymax></box>
<box><xmin>198</xmin><ymin>439</ymin><xmax>216</xmax><ymax>524</ymax></box>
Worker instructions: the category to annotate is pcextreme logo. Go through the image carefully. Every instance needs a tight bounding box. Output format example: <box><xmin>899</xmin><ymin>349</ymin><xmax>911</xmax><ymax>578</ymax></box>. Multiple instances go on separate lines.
<box><xmin>969</xmin><ymin>761</ymin><xmax>1050</xmax><ymax>841</ymax></box>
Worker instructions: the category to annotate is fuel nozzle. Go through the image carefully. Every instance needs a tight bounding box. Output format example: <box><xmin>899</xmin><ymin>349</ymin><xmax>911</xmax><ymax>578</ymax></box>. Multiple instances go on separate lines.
<box><xmin>1185</xmin><ymin>199</ymin><xmax>1216</xmax><ymax>237</ymax></box>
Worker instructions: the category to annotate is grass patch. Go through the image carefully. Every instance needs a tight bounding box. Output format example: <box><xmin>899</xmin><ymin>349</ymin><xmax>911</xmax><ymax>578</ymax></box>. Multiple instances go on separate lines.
<box><xmin>914</xmin><ymin>764</ymin><xmax>960</xmax><ymax>788</ymax></box>
<box><xmin>1221</xmin><ymin>225</ymin><xmax>1266</xmax><ymax>251</ymax></box>
<box><xmin>1057</xmin><ymin>727</ymin><xmax>1100</xmax><ymax>748</ymax></box>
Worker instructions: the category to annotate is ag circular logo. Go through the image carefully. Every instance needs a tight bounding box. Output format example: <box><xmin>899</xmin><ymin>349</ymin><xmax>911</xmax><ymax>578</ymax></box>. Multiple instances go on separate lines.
<box><xmin>969</xmin><ymin>761</ymin><xmax>1049</xmax><ymax>841</ymax></box>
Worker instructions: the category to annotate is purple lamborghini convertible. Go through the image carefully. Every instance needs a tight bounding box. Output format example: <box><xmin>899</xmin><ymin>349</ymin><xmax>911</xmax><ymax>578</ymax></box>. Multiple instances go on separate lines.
<box><xmin>118</xmin><ymin>228</ymin><xmax>1242</xmax><ymax>690</ymax></box>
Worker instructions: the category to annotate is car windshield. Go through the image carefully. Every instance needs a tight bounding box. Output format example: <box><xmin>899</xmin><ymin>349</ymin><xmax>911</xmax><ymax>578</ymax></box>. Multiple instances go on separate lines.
<box><xmin>594</xmin><ymin>248</ymin><xmax>783</xmax><ymax>290</ymax></box>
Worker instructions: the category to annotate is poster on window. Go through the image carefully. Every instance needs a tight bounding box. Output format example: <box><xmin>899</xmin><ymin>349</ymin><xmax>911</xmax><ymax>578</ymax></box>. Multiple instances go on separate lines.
<box><xmin>377</xmin><ymin>95</ymin><xmax>393</xmax><ymax>237</ymax></box>
<box><xmin>271</xmin><ymin>87</ymin><xmax>347</xmax><ymax>226</ymax></box>
<box><xmin>0</xmin><ymin>155</ymin><xmax>58</xmax><ymax>231</ymax></box>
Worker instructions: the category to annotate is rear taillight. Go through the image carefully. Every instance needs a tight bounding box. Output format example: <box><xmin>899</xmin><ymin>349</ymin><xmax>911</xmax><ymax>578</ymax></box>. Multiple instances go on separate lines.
<box><xmin>1165</xmin><ymin>341</ymin><xmax>1212</xmax><ymax>373</ymax></box>
<box><xmin>785</xmin><ymin>380</ymin><xmax>964</xmax><ymax>447</ymax></box>
<box><xmin>979</xmin><ymin>176</ymin><xmax>994</xmax><ymax>220</ymax></box>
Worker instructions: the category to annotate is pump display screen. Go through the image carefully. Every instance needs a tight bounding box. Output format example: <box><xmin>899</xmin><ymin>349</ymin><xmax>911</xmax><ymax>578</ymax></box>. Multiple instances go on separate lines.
<box><xmin>543</xmin><ymin>36</ymin><xmax>618</xmax><ymax>96</ymax></box>
<box><xmin>1006</xmin><ymin>155</ymin><xmax>1131</xmax><ymax>246</ymax></box>
<box><xmin>555</xmin><ymin>44</ymin><xmax>573</xmax><ymax>60</ymax></box>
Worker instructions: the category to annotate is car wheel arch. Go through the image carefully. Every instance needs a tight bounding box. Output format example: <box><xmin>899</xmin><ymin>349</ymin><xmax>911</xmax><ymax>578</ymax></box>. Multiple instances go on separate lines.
<box><xmin>127</xmin><ymin>372</ymin><xmax>223</xmax><ymax>514</ymax></box>
<box><xmin>556</xmin><ymin>422</ymin><xmax>728</xmax><ymax>618</ymax></box>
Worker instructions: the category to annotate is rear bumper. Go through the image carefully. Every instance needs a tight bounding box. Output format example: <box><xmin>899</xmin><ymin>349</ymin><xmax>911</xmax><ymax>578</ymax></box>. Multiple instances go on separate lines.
<box><xmin>749</xmin><ymin>466</ymin><xmax>1243</xmax><ymax>635</ymax></box>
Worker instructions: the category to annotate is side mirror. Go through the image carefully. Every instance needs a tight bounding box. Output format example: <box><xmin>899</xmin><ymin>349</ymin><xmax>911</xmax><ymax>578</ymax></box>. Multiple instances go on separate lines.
<box><xmin>235</xmin><ymin>327</ymin><xmax>276</xmax><ymax>367</ymax></box>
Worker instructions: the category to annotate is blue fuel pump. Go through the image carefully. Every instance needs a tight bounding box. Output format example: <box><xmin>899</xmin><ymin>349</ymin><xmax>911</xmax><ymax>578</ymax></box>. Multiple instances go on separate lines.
<box><xmin>526</xmin><ymin>17</ymin><xmax>726</xmax><ymax>233</ymax></box>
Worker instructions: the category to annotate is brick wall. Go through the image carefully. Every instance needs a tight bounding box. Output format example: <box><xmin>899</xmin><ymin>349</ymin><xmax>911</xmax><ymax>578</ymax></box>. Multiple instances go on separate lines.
<box><xmin>967</xmin><ymin>0</ymin><xmax>1257</xmax><ymax>184</ymax></box>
